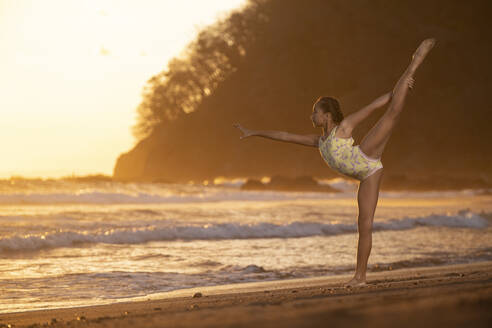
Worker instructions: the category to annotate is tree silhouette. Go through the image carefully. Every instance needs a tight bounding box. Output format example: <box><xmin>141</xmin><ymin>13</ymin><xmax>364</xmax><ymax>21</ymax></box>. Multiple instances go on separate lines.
<box><xmin>132</xmin><ymin>0</ymin><xmax>268</xmax><ymax>140</ymax></box>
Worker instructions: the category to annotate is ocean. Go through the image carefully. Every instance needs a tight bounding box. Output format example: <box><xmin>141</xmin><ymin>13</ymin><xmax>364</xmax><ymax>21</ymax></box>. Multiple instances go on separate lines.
<box><xmin>0</xmin><ymin>177</ymin><xmax>491</xmax><ymax>314</ymax></box>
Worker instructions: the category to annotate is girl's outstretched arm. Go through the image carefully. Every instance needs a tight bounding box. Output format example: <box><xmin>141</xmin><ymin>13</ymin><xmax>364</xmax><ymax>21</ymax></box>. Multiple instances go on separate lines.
<box><xmin>339</xmin><ymin>91</ymin><xmax>392</xmax><ymax>134</ymax></box>
<box><xmin>342</xmin><ymin>76</ymin><xmax>416</xmax><ymax>133</ymax></box>
<box><xmin>233</xmin><ymin>123</ymin><xmax>319</xmax><ymax>147</ymax></box>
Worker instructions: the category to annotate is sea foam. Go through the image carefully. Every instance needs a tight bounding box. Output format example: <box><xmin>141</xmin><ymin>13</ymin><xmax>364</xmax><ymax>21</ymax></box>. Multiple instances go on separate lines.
<box><xmin>0</xmin><ymin>210</ymin><xmax>488</xmax><ymax>252</ymax></box>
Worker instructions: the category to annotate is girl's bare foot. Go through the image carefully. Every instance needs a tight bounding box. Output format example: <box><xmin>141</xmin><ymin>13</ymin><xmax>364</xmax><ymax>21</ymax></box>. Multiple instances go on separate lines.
<box><xmin>410</xmin><ymin>38</ymin><xmax>436</xmax><ymax>71</ymax></box>
<box><xmin>344</xmin><ymin>276</ymin><xmax>367</xmax><ymax>287</ymax></box>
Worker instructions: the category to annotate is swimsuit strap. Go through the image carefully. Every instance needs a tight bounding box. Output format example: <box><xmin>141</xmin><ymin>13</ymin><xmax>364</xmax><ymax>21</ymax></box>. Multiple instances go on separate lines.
<box><xmin>320</xmin><ymin>125</ymin><xmax>339</xmax><ymax>144</ymax></box>
<box><xmin>329</xmin><ymin>125</ymin><xmax>338</xmax><ymax>139</ymax></box>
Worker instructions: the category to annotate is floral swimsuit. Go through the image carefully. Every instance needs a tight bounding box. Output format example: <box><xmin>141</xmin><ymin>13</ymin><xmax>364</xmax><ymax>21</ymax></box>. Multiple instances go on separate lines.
<box><xmin>318</xmin><ymin>126</ymin><xmax>383</xmax><ymax>181</ymax></box>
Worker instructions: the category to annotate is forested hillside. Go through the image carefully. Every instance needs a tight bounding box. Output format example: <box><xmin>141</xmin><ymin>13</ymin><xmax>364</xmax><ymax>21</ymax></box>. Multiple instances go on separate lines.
<box><xmin>113</xmin><ymin>0</ymin><xmax>492</xmax><ymax>188</ymax></box>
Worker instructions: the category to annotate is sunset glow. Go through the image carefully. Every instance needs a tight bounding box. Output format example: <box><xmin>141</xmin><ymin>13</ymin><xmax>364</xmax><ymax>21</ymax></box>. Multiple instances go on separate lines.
<box><xmin>0</xmin><ymin>0</ymin><xmax>246</xmax><ymax>178</ymax></box>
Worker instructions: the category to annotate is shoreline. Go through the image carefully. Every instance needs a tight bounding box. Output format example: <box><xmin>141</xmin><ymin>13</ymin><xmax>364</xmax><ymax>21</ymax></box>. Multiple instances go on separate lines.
<box><xmin>2</xmin><ymin>261</ymin><xmax>491</xmax><ymax>327</ymax></box>
<box><xmin>3</xmin><ymin>174</ymin><xmax>491</xmax><ymax>193</ymax></box>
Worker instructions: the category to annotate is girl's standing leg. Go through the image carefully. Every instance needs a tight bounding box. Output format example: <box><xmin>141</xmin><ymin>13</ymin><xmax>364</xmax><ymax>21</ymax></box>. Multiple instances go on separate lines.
<box><xmin>344</xmin><ymin>38</ymin><xmax>435</xmax><ymax>286</ymax></box>
<box><xmin>345</xmin><ymin>168</ymin><xmax>383</xmax><ymax>286</ymax></box>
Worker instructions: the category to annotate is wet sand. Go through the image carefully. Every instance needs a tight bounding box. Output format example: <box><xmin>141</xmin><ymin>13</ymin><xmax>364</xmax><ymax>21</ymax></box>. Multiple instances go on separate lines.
<box><xmin>1</xmin><ymin>261</ymin><xmax>491</xmax><ymax>328</ymax></box>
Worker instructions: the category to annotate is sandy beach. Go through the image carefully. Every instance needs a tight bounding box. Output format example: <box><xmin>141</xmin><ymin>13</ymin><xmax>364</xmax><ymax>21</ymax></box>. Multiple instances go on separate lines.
<box><xmin>1</xmin><ymin>261</ymin><xmax>491</xmax><ymax>328</ymax></box>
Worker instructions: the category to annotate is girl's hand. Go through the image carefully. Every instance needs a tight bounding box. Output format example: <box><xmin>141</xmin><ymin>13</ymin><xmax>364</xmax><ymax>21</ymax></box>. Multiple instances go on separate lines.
<box><xmin>406</xmin><ymin>77</ymin><xmax>415</xmax><ymax>89</ymax></box>
<box><xmin>233</xmin><ymin>123</ymin><xmax>255</xmax><ymax>139</ymax></box>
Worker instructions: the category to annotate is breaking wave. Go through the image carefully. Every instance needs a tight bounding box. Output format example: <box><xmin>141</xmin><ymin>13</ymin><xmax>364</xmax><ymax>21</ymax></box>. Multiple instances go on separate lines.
<box><xmin>1</xmin><ymin>210</ymin><xmax>488</xmax><ymax>252</ymax></box>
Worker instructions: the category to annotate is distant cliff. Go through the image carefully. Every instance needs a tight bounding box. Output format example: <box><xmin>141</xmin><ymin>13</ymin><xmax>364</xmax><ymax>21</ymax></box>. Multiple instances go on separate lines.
<box><xmin>114</xmin><ymin>0</ymin><xmax>492</xmax><ymax>188</ymax></box>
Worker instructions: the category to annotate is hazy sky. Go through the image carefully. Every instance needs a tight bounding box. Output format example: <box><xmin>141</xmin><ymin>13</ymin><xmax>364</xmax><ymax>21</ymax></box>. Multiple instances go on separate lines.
<box><xmin>0</xmin><ymin>0</ymin><xmax>246</xmax><ymax>178</ymax></box>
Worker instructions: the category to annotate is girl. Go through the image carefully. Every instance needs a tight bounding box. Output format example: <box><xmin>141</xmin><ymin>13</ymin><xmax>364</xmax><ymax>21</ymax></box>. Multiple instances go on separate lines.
<box><xmin>233</xmin><ymin>38</ymin><xmax>435</xmax><ymax>287</ymax></box>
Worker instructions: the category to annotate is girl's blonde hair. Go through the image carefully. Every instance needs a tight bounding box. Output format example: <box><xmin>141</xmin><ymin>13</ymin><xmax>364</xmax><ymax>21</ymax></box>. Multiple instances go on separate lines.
<box><xmin>314</xmin><ymin>96</ymin><xmax>344</xmax><ymax>123</ymax></box>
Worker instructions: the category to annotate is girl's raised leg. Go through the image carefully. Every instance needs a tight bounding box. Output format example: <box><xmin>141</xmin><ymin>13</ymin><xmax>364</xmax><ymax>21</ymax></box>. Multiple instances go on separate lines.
<box><xmin>344</xmin><ymin>168</ymin><xmax>383</xmax><ymax>287</ymax></box>
<box><xmin>359</xmin><ymin>38</ymin><xmax>435</xmax><ymax>159</ymax></box>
